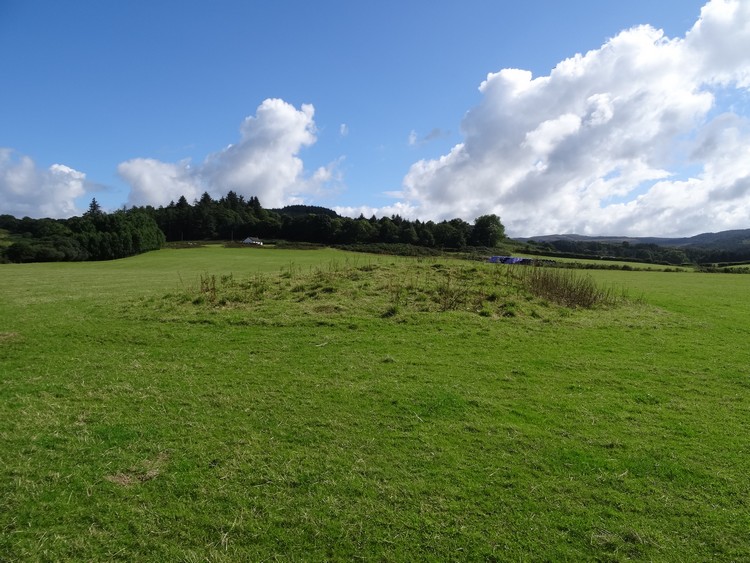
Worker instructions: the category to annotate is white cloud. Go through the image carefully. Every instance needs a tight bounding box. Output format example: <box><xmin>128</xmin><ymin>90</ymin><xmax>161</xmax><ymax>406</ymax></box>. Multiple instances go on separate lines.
<box><xmin>118</xmin><ymin>158</ymin><xmax>201</xmax><ymax>207</ymax></box>
<box><xmin>0</xmin><ymin>149</ymin><xmax>86</xmax><ymax>218</ymax></box>
<box><xmin>334</xmin><ymin>201</ymin><xmax>419</xmax><ymax>220</ymax></box>
<box><xmin>686</xmin><ymin>0</ymin><xmax>750</xmax><ymax>88</ymax></box>
<box><xmin>121</xmin><ymin>98</ymin><xmax>337</xmax><ymax>208</ymax></box>
<box><xmin>339</xmin><ymin>123</ymin><xmax>349</xmax><ymax>137</ymax></box>
<box><xmin>522</xmin><ymin>114</ymin><xmax>581</xmax><ymax>155</ymax></box>
<box><xmin>394</xmin><ymin>0</ymin><xmax>750</xmax><ymax>236</ymax></box>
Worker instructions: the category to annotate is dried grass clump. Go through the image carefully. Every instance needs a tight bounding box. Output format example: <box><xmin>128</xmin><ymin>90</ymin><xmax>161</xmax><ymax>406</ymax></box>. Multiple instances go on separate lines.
<box><xmin>510</xmin><ymin>266</ymin><xmax>623</xmax><ymax>308</ymax></box>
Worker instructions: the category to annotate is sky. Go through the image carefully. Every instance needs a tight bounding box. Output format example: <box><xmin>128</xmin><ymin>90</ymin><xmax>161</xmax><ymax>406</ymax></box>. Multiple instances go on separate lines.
<box><xmin>2</xmin><ymin>0</ymin><xmax>750</xmax><ymax>237</ymax></box>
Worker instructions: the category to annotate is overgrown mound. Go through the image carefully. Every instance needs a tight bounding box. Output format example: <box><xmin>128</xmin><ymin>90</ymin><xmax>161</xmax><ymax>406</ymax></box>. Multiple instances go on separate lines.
<box><xmin>143</xmin><ymin>259</ymin><xmax>633</xmax><ymax>325</ymax></box>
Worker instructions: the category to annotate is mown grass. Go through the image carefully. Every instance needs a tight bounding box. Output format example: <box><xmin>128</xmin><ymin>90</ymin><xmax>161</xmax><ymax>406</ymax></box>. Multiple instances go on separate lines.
<box><xmin>1</xmin><ymin>248</ymin><xmax>749</xmax><ymax>561</ymax></box>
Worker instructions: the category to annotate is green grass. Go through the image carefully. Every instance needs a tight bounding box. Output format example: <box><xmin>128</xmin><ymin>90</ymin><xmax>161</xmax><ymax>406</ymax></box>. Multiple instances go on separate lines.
<box><xmin>515</xmin><ymin>252</ymin><xmax>691</xmax><ymax>271</ymax></box>
<box><xmin>0</xmin><ymin>228</ymin><xmax>12</xmax><ymax>249</ymax></box>
<box><xmin>1</xmin><ymin>248</ymin><xmax>749</xmax><ymax>560</ymax></box>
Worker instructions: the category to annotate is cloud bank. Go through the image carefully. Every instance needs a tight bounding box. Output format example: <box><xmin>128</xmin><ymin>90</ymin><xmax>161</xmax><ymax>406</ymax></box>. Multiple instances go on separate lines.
<box><xmin>395</xmin><ymin>0</ymin><xmax>750</xmax><ymax>236</ymax></box>
<box><xmin>120</xmin><ymin>98</ymin><xmax>335</xmax><ymax>208</ymax></box>
<box><xmin>0</xmin><ymin>149</ymin><xmax>86</xmax><ymax>218</ymax></box>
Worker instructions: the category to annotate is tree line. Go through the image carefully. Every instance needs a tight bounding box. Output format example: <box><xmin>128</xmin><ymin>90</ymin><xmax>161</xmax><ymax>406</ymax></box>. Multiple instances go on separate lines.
<box><xmin>0</xmin><ymin>192</ymin><xmax>505</xmax><ymax>263</ymax></box>
<box><xmin>135</xmin><ymin>191</ymin><xmax>505</xmax><ymax>249</ymax></box>
<box><xmin>0</xmin><ymin>199</ymin><xmax>165</xmax><ymax>263</ymax></box>
<box><xmin>3</xmin><ymin>190</ymin><xmax>749</xmax><ymax>266</ymax></box>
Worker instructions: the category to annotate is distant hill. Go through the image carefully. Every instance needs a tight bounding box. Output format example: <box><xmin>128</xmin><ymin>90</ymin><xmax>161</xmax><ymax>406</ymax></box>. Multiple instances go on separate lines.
<box><xmin>679</xmin><ymin>229</ymin><xmax>750</xmax><ymax>249</ymax></box>
<box><xmin>271</xmin><ymin>205</ymin><xmax>340</xmax><ymax>218</ymax></box>
<box><xmin>516</xmin><ymin>228</ymin><xmax>750</xmax><ymax>250</ymax></box>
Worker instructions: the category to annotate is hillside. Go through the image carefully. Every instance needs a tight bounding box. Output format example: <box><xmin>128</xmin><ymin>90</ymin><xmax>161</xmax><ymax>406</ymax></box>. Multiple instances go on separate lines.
<box><xmin>270</xmin><ymin>204</ymin><xmax>341</xmax><ymax>218</ymax></box>
<box><xmin>517</xmin><ymin>228</ymin><xmax>750</xmax><ymax>250</ymax></box>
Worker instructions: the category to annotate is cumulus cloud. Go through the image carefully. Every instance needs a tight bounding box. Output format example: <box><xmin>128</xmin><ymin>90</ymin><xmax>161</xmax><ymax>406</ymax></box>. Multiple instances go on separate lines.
<box><xmin>121</xmin><ymin>98</ymin><xmax>336</xmax><ymax>208</ymax></box>
<box><xmin>396</xmin><ymin>0</ymin><xmax>750</xmax><ymax>236</ymax></box>
<box><xmin>118</xmin><ymin>158</ymin><xmax>201</xmax><ymax>207</ymax></box>
<box><xmin>0</xmin><ymin>149</ymin><xmax>86</xmax><ymax>218</ymax></box>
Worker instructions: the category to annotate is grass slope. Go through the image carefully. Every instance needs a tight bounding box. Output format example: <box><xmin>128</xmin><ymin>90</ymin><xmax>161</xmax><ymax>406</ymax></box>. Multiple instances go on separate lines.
<box><xmin>1</xmin><ymin>247</ymin><xmax>748</xmax><ymax>561</ymax></box>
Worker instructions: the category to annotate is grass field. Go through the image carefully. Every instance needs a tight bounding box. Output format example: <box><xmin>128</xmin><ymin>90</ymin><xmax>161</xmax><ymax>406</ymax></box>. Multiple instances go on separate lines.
<box><xmin>514</xmin><ymin>252</ymin><xmax>691</xmax><ymax>272</ymax></box>
<box><xmin>1</xmin><ymin>247</ymin><xmax>749</xmax><ymax>561</ymax></box>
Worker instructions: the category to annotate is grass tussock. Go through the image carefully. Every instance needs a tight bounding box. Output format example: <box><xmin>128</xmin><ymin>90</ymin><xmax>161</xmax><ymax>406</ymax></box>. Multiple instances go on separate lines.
<box><xmin>509</xmin><ymin>266</ymin><xmax>633</xmax><ymax>308</ymax></box>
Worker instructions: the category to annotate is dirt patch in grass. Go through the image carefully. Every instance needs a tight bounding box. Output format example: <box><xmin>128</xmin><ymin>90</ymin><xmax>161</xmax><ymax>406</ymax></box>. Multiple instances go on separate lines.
<box><xmin>105</xmin><ymin>452</ymin><xmax>169</xmax><ymax>487</ymax></box>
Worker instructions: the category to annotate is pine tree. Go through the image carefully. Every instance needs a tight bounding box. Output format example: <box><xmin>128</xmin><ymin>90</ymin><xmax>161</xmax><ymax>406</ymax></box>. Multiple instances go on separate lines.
<box><xmin>84</xmin><ymin>198</ymin><xmax>103</xmax><ymax>217</ymax></box>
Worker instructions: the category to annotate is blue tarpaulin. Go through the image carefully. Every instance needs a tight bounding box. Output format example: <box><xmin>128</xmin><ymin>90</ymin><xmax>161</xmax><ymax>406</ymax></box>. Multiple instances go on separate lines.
<box><xmin>488</xmin><ymin>256</ymin><xmax>554</xmax><ymax>265</ymax></box>
<box><xmin>489</xmin><ymin>256</ymin><xmax>524</xmax><ymax>264</ymax></box>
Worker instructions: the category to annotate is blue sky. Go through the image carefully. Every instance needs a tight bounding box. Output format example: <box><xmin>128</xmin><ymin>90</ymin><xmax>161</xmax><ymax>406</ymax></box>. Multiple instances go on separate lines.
<box><xmin>3</xmin><ymin>0</ymin><xmax>750</xmax><ymax>236</ymax></box>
